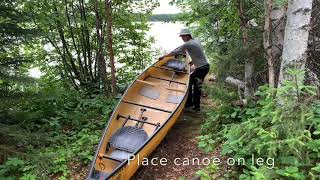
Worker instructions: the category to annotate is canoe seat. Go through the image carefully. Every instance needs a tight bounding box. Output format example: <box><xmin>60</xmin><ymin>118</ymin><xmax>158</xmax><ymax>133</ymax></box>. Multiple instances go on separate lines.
<box><xmin>166</xmin><ymin>94</ymin><xmax>184</xmax><ymax>104</ymax></box>
<box><xmin>109</xmin><ymin>150</ymin><xmax>133</xmax><ymax>161</ymax></box>
<box><xmin>165</xmin><ymin>59</ymin><xmax>185</xmax><ymax>71</ymax></box>
<box><xmin>139</xmin><ymin>86</ymin><xmax>160</xmax><ymax>100</ymax></box>
<box><xmin>109</xmin><ymin>126</ymin><xmax>148</xmax><ymax>153</ymax></box>
<box><xmin>90</xmin><ymin>170</ymin><xmax>109</xmax><ymax>180</ymax></box>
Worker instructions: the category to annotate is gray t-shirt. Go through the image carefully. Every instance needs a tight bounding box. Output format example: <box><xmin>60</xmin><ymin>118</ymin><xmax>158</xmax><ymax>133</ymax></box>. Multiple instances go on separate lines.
<box><xmin>170</xmin><ymin>39</ymin><xmax>208</xmax><ymax>68</ymax></box>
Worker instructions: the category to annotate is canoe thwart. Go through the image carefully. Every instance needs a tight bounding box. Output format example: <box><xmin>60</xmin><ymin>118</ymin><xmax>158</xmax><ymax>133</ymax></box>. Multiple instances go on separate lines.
<box><xmin>98</xmin><ymin>154</ymin><xmax>123</xmax><ymax>163</ymax></box>
<box><xmin>147</xmin><ymin>75</ymin><xmax>187</xmax><ymax>85</ymax></box>
<box><xmin>116</xmin><ymin>114</ymin><xmax>160</xmax><ymax>128</ymax></box>
<box><xmin>122</xmin><ymin>100</ymin><xmax>172</xmax><ymax>113</ymax></box>
<box><xmin>136</xmin><ymin>79</ymin><xmax>185</xmax><ymax>93</ymax></box>
<box><xmin>109</xmin><ymin>126</ymin><xmax>149</xmax><ymax>153</ymax></box>
<box><xmin>136</xmin><ymin>108</ymin><xmax>147</xmax><ymax>128</ymax></box>
<box><xmin>166</xmin><ymin>87</ymin><xmax>185</xmax><ymax>93</ymax></box>
<box><xmin>152</xmin><ymin>66</ymin><xmax>188</xmax><ymax>74</ymax></box>
<box><xmin>136</xmin><ymin>117</ymin><xmax>148</xmax><ymax>128</ymax></box>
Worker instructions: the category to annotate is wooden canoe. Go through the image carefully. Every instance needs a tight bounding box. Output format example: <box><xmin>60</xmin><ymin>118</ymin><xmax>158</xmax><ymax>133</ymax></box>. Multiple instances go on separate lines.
<box><xmin>87</xmin><ymin>53</ymin><xmax>191</xmax><ymax>180</ymax></box>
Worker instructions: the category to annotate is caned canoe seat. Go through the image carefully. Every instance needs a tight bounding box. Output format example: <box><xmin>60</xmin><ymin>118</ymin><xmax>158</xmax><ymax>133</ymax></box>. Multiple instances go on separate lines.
<box><xmin>165</xmin><ymin>59</ymin><xmax>185</xmax><ymax>71</ymax></box>
<box><xmin>139</xmin><ymin>86</ymin><xmax>160</xmax><ymax>100</ymax></box>
<box><xmin>109</xmin><ymin>150</ymin><xmax>133</xmax><ymax>162</ymax></box>
<box><xmin>166</xmin><ymin>94</ymin><xmax>184</xmax><ymax>104</ymax></box>
<box><xmin>90</xmin><ymin>170</ymin><xmax>109</xmax><ymax>180</ymax></box>
<box><xmin>109</xmin><ymin>126</ymin><xmax>148</xmax><ymax>153</ymax></box>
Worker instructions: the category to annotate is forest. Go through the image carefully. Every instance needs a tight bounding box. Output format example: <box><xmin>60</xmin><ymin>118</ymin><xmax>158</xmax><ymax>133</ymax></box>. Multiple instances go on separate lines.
<box><xmin>1</xmin><ymin>0</ymin><xmax>320</xmax><ymax>179</ymax></box>
<box><xmin>149</xmin><ymin>14</ymin><xmax>177</xmax><ymax>22</ymax></box>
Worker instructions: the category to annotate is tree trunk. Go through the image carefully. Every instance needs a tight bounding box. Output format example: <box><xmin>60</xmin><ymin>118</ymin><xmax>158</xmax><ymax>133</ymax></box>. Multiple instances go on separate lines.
<box><xmin>271</xmin><ymin>4</ymin><xmax>286</xmax><ymax>87</ymax></box>
<box><xmin>236</xmin><ymin>0</ymin><xmax>255</xmax><ymax>99</ymax></box>
<box><xmin>225</xmin><ymin>76</ymin><xmax>245</xmax><ymax>89</ymax></box>
<box><xmin>264</xmin><ymin>1</ymin><xmax>286</xmax><ymax>88</ymax></box>
<box><xmin>95</xmin><ymin>0</ymin><xmax>109</xmax><ymax>96</ymax></box>
<box><xmin>264</xmin><ymin>0</ymin><xmax>275</xmax><ymax>87</ymax></box>
<box><xmin>278</xmin><ymin>0</ymin><xmax>313</xmax><ymax>86</ymax></box>
<box><xmin>225</xmin><ymin>76</ymin><xmax>247</xmax><ymax>105</ymax></box>
<box><xmin>105</xmin><ymin>0</ymin><xmax>117</xmax><ymax>96</ymax></box>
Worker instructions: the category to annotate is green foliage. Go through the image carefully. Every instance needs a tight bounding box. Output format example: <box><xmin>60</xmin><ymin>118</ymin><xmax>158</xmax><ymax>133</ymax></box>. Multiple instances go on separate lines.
<box><xmin>0</xmin><ymin>158</ymin><xmax>24</xmax><ymax>179</ymax></box>
<box><xmin>198</xmin><ymin>83</ymin><xmax>249</xmax><ymax>148</ymax></box>
<box><xmin>199</xmin><ymin>71</ymin><xmax>320</xmax><ymax>179</ymax></box>
<box><xmin>276</xmin><ymin>166</ymin><xmax>305</xmax><ymax>179</ymax></box>
<box><xmin>0</xmin><ymin>0</ymin><xmax>39</xmax><ymax>117</ymax></box>
<box><xmin>149</xmin><ymin>14</ymin><xmax>179</xmax><ymax>22</ymax></box>
<box><xmin>0</xmin><ymin>157</ymin><xmax>36</xmax><ymax>180</ymax></box>
<box><xmin>197</xmin><ymin>135</ymin><xmax>215</xmax><ymax>153</ymax></box>
<box><xmin>1</xmin><ymin>0</ymin><xmax>160</xmax><ymax>179</ymax></box>
<box><xmin>195</xmin><ymin>163</ymin><xmax>219</xmax><ymax>180</ymax></box>
<box><xmin>22</xmin><ymin>0</ymin><xmax>159</xmax><ymax>91</ymax></box>
<box><xmin>174</xmin><ymin>0</ymin><xmax>266</xmax><ymax>82</ymax></box>
<box><xmin>274</xmin><ymin>0</ymin><xmax>288</xmax><ymax>7</ymax></box>
<box><xmin>1</xmin><ymin>80</ymin><xmax>117</xmax><ymax>179</ymax></box>
<box><xmin>239</xmin><ymin>166</ymin><xmax>275</xmax><ymax>180</ymax></box>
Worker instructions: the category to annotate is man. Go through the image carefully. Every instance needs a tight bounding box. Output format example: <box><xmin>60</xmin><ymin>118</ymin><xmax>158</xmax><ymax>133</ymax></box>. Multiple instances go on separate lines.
<box><xmin>159</xmin><ymin>28</ymin><xmax>210</xmax><ymax>111</ymax></box>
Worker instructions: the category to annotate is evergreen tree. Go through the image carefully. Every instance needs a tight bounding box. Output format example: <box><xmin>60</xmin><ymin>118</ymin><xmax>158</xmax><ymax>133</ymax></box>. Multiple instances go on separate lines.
<box><xmin>0</xmin><ymin>0</ymin><xmax>37</xmax><ymax>120</ymax></box>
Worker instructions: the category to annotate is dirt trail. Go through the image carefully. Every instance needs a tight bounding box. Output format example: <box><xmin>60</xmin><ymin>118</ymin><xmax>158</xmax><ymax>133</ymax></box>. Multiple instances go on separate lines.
<box><xmin>132</xmin><ymin>96</ymin><xmax>217</xmax><ymax>180</ymax></box>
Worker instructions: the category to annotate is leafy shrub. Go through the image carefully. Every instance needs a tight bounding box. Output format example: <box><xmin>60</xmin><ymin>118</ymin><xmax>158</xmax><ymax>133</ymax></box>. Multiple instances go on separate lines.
<box><xmin>195</xmin><ymin>163</ymin><xmax>219</xmax><ymax>180</ymax></box>
<box><xmin>199</xmin><ymin>70</ymin><xmax>320</xmax><ymax>179</ymax></box>
<box><xmin>0</xmin><ymin>158</ymin><xmax>25</xmax><ymax>179</ymax></box>
<box><xmin>1</xmin><ymin>84</ymin><xmax>117</xmax><ymax>179</ymax></box>
<box><xmin>0</xmin><ymin>157</ymin><xmax>37</xmax><ymax>180</ymax></box>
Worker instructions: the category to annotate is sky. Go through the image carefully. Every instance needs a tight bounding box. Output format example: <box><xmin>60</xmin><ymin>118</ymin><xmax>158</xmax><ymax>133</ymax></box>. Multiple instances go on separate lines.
<box><xmin>152</xmin><ymin>0</ymin><xmax>181</xmax><ymax>14</ymax></box>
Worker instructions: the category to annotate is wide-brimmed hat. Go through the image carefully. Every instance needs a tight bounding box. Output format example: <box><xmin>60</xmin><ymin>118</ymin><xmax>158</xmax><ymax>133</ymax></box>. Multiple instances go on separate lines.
<box><xmin>179</xmin><ymin>28</ymin><xmax>191</xmax><ymax>36</ymax></box>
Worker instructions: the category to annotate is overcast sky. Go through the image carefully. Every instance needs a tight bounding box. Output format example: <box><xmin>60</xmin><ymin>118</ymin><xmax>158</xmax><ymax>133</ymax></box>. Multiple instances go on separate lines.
<box><xmin>152</xmin><ymin>0</ymin><xmax>181</xmax><ymax>14</ymax></box>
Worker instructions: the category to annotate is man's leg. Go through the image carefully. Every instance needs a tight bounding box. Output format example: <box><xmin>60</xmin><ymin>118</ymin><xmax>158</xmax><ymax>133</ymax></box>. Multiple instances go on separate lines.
<box><xmin>193</xmin><ymin>77</ymin><xmax>202</xmax><ymax>109</ymax></box>
<box><xmin>193</xmin><ymin>66</ymin><xmax>210</xmax><ymax>109</ymax></box>
<box><xmin>186</xmin><ymin>72</ymin><xmax>195</xmax><ymax>107</ymax></box>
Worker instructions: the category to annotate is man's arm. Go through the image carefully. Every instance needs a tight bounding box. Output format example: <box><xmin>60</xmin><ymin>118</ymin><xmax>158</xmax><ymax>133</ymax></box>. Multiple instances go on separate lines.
<box><xmin>159</xmin><ymin>44</ymin><xmax>186</xmax><ymax>60</ymax></box>
<box><xmin>159</xmin><ymin>52</ymin><xmax>176</xmax><ymax>60</ymax></box>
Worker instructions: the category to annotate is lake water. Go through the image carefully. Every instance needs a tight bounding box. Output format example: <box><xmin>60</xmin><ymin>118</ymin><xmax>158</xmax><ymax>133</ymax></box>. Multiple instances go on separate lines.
<box><xmin>147</xmin><ymin>21</ymin><xmax>184</xmax><ymax>53</ymax></box>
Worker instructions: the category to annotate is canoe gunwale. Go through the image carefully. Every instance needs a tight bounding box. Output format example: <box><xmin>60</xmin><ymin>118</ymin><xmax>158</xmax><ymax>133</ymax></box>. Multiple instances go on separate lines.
<box><xmin>87</xmin><ymin>54</ymin><xmax>191</xmax><ymax>180</ymax></box>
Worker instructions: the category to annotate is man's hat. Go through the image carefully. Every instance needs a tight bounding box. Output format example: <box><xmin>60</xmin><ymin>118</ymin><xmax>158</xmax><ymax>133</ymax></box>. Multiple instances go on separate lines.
<box><xmin>179</xmin><ymin>28</ymin><xmax>191</xmax><ymax>36</ymax></box>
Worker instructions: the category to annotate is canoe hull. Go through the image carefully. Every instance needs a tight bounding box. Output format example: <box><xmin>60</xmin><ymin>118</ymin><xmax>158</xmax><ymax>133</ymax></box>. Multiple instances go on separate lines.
<box><xmin>88</xmin><ymin>54</ymin><xmax>191</xmax><ymax>180</ymax></box>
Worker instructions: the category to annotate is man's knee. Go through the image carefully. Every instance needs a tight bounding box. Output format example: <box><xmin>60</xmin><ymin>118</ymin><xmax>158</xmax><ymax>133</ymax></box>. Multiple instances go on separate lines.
<box><xmin>195</xmin><ymin>77</ymin><xmax>203</xmax><ymax>86</ymax></box>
